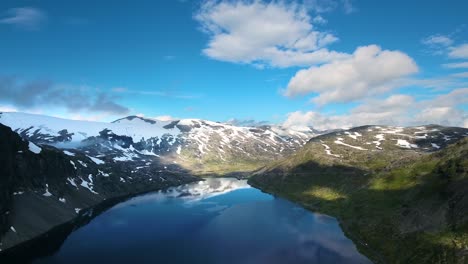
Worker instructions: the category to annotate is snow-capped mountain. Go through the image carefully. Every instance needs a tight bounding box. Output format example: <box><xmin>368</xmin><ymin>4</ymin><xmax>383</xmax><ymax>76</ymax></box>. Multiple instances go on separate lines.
<box><xmin>0</xmin><ymin>112</ymin><xmax>317</xmax><ymax>175</ymax></box>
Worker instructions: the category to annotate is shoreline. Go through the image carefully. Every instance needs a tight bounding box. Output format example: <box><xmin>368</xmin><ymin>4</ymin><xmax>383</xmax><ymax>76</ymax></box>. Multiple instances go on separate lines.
<box><xmin>247</xmin><ymin>178</ymin><xmax>385</xmax><ymax>264</ymax></box>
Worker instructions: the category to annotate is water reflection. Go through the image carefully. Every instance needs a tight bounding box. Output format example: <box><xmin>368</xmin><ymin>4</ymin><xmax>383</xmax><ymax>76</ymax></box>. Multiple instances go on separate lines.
<box><xmin>35</xmin><ymin>178</ymin><xmax>371</xmax><ymax>264</ymax></box>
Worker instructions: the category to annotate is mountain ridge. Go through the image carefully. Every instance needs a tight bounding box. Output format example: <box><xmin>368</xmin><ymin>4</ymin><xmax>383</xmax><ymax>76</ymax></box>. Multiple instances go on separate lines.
<box><xmin>0</xmin><ymin>112</ymin><xmax>317</xmax><ymax>176</ymax></box>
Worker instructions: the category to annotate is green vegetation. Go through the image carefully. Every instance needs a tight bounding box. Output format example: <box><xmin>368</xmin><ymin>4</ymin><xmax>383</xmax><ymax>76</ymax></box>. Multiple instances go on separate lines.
<box><xmin>174</xmin><ymin>145</ymin><xmax>270</xmax><ymax>176</ymax></box>
<box><xmin>250</xmin><ymin>136</ymin><xmax>468</xmax><ymax>263</ymax></box>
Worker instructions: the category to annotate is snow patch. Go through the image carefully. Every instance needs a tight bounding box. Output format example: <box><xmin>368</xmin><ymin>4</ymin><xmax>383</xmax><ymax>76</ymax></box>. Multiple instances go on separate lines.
<box><xmin>77</xmin><ymin>160</ymin><xmax>87</xmax><ymax>167</ymax></box>
<box><xmin>87</xmin><ymin>156</ymin><xmax>105</xmax><ymax>164</ymax></box>
<box><xmin>344</xmin><ymin>131</ymin><xmax>362</xmax><ymax>140</ymax></box>
<box><xmin>321</xmin><ymin>143</ymin><xmax>340</xmax><ymax>158</ymax></box>
<box><xmin>80</xmin><ymin>175</ymin><xmax>98</xmax><ymax>194</ymax></box>
<box><xmin>43</xmin><ymin>184</ymin><xmax>52</xmax><ymax>197</ymax></box>
<box><xmin>0</xmin><ymin>112</ymin><xmax>181</xmax><ymax>144</ymax></box>
<box><xmin>98</xmin><ymin>170</ymin><xmax>110</xmax><ymax>177</ymax></box>
<box><xmin>70</xmin><ymin>160</ymin><xmax>77</xmax><ymax>170</ymax></box>
<box><xmin>372</xmin><ymin>134</ymin><xmax>385</xmax><ymax>150</ymax></box>
<box><xmin>176</xmin><ymin>145</ymin><xmax>182</xmax><ymax>155</ymax></box>
<box><xmin>28</xmin><ymin>142</ymin><xmax>42</xmax><ymax>154</ymax></box>
<box><xmin>63</xmin><ymin>150</ymin><xmax>75</xmax><ymax>156</ymax></box>
<box><xmin>396</xmin><ymin>139</ymin><xmax>418</xmax><ymax>149</ymax></box>
<box><xmin>334</xmin><ymin>138</ymin><xmax>367</xmax><ymax>150</ymax></box>
<box><xmin>67</xmin><ymin>178</ymin><xmax>78</xmax><ymax>188</ymax></box>
<box><xmin>431</xmin><ymin>143</ymin><xmax>440</xmax><ymax>149</ymax></box>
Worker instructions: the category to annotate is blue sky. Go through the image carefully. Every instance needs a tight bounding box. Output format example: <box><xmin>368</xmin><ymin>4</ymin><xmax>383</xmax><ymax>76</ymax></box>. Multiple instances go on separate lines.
<box><xmin>0</xmin><ymin>0</ymin><xmax>467</xmax><ymax>129</ymax></box>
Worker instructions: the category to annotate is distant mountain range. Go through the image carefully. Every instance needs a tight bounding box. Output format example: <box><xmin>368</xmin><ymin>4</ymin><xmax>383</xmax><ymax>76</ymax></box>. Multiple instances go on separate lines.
<box><xmin>0</xmin><ymin>112</ymin><xmax>318</xmax><ymax>176</ymax></box>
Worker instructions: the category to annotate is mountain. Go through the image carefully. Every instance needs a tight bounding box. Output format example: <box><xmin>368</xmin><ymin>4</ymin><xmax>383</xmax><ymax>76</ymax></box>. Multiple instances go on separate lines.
<box><xmin>249</xmin><ymin>125</ymin><xmax>468</xmax><ymax>263</ymax></box>
<box><xmin>0</xmin><ymin>111</ymin><xmax>317</xmax><ymax>252</ymax></box>
<box><xmin>0</xmin><ymin>122</ymin><xmax>198</xmax><ymax>253</ymax></box>
<box><xmin>3</xmin><ymin>111</ymin><xmax>467</xmax><ymax>263</ymax></box>
<box><xmin>0</xmin><ymin>112</ymin><xmax>316</xmax><ymax>176</ymax></box>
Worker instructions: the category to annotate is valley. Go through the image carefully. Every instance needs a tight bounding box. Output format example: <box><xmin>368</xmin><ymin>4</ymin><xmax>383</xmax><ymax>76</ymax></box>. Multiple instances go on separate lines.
<box><xmin>0</xmin><ymin>112</ymin><xmax>467</xmax><ymax>263</ymax></box>
<box><xmin>0</xmin><ymin>112</ymin><xmax>316</xmax><ymax>253</ymax></box>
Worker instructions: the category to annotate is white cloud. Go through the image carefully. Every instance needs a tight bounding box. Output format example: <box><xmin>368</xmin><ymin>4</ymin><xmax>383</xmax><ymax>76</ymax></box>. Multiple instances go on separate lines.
<box><xmin>312</xmin><ymin>15</ymin><xmax>327</xmax><ymax>24</ymax></box>
<box><xmin>449</xmin><ymin>44</ymin><xmax>468</xmax><ymax>59</ymax></box>
<box><xmin>283</xmin><ymin>89</ymin><xmax>468</xmax><ymax>130</ymax></box>
<box><xmin>414</xmin><ymin>107</ymin><xmax>466</xmax><ymax>127</ymax></box>
<box><xmin>0</xmin><ymin>7</ymin><xmax>46</xmax><ymax>30</ymax></box>
<box><xmin>419</xmin><ymin>87</ymin><xmax>468</xmax><ymax>107</ymax></box>
<box><xmin>284</xmin><ymin>45</ymin><xmax>418</xmax><ymax>105</ymax></box>
<box><xmin>351</xmin><ymin>94</ymin><xmax>414</xmax><ymax>113</ymax></box>
<box><xmin>443</xmin><ymin>62</ymin><xmax>468</xmax><ymax>69</ymax></box>
<box><xmin>422</xmin><ymin>34</ymin><xmax>453</xmax><ymax>47</ymax></box>
<box><xmin>283</xmin><ymin>94</ymin><xmax>415</xmax><ymax>130</ymax></box>
<box><xmin>452</xmin><ymin>72</ymin><xmax>468</xmax><ymax>78</ymax></box>
<box><xmin>195</xmin><ymin>0</ymin><xmax>348</xmax><ymax>67</ymax></box>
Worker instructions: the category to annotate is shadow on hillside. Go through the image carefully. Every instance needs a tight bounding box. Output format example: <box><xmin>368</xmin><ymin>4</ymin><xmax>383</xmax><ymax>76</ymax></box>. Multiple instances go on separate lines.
<box><xmin>249</xmin><ymin>159</ymin><xmax>468</xmax><ymax>264</ymax></box>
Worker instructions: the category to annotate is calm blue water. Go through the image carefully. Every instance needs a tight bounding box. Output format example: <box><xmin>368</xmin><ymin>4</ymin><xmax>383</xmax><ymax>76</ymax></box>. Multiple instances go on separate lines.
<box><xmin>35</xmin><ymin>178</ymin><xmax>371</xmax><ymax>264</ymax></box>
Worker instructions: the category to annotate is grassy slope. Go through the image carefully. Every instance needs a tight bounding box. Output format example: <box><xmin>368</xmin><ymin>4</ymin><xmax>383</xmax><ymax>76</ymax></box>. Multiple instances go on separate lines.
<box><xmin>249</xmin><ymin>136</ymin><xmax>468</xmax><ymax>263</ymax></box>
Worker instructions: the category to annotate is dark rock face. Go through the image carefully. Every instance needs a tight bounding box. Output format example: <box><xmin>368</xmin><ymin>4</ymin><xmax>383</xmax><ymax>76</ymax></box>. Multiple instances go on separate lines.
<box><xmin>0</xmin><ymin>124</ymin><xmax>79</xmax><ymax>240</ymax></box>
<box><xmin>0</xmin><ymin>124</ymin><xmax>24</xmax><ymax>237</ymax></box>
<box><xmin>0</xmin><ymin>123</ymin><xmax>198</xmax><ymax>252</ymax></box>
<box><xmin>84</xmin><ymin>129</ymin><xmax>134</xmax><ymax>148</ymax></box>
<box><xmin>112</xmin><ymin>115</ymin><xmax>156</xmax><ymax>124</ymax></box>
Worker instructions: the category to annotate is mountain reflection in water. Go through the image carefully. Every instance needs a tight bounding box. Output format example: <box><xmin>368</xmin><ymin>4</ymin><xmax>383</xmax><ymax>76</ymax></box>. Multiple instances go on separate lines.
<box><xmin>35</xmin><ymin>178</ymin><xmax>371</xmax><ymax>264</ymax></box>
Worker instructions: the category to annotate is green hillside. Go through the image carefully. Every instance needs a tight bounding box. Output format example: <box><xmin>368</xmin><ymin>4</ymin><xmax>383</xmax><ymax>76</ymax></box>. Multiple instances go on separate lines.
<box><xmin>250</xmin><ymin>125</ymin><xmax>468</xmax><ymax>263</ymax></box>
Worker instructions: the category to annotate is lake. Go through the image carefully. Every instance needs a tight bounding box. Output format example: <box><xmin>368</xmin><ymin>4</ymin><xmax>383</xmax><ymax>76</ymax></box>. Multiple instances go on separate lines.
<box><xmin>34</xmin><ymin>178</ymin><xmax>371</xmax><ymax>264</ymax></box>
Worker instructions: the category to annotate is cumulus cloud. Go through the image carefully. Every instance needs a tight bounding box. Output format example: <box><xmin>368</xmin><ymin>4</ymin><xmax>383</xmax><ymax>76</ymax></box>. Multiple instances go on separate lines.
<box><xmin>449</xmin><ymin>44</ymin><xmax>468</xmax><ymax>59</ymax></box>
<box><xmin>195</xmin><ymin>0</ymin><xmax>348</xmax><ymax>67</ymax></box>
<box><xmin>419</xmin><ymin>87</ymin><xmax>468</xmax><ymax>107</ymax></box>
<box><xmin>0</xmin><ymin>76</ymin><xmax>129</xmax><ymax>115</ymax></box>
<box><xmin>0</xmin><ymin>7</ymin><xmax>46</xmax><ymax>30</ymax></box>
<box><xmin>414</xmin><ymin>107</ymin><xmax>466</xmax><ymax>127</ymax></box>
<box><xmin>284</xmin><ymin>45</ymin><xmax>418</xmax><ymax>105</ymax></box>
<box><xmin>283</xmin><ymin>89</ymin><xmax>468</xmax><ymax>130</ymax></box>
<box><xmin>283</xmin><ymin>94</ymin><xmax>416</xmax><ymax>130</ymax></box>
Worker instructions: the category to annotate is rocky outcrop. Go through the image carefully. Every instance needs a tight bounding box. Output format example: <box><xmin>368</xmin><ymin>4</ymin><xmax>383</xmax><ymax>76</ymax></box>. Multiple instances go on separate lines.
<box><xmin>0</xmin><ymin>123</ymin><xmax>198</xmax><ymax>252</ymax></box>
